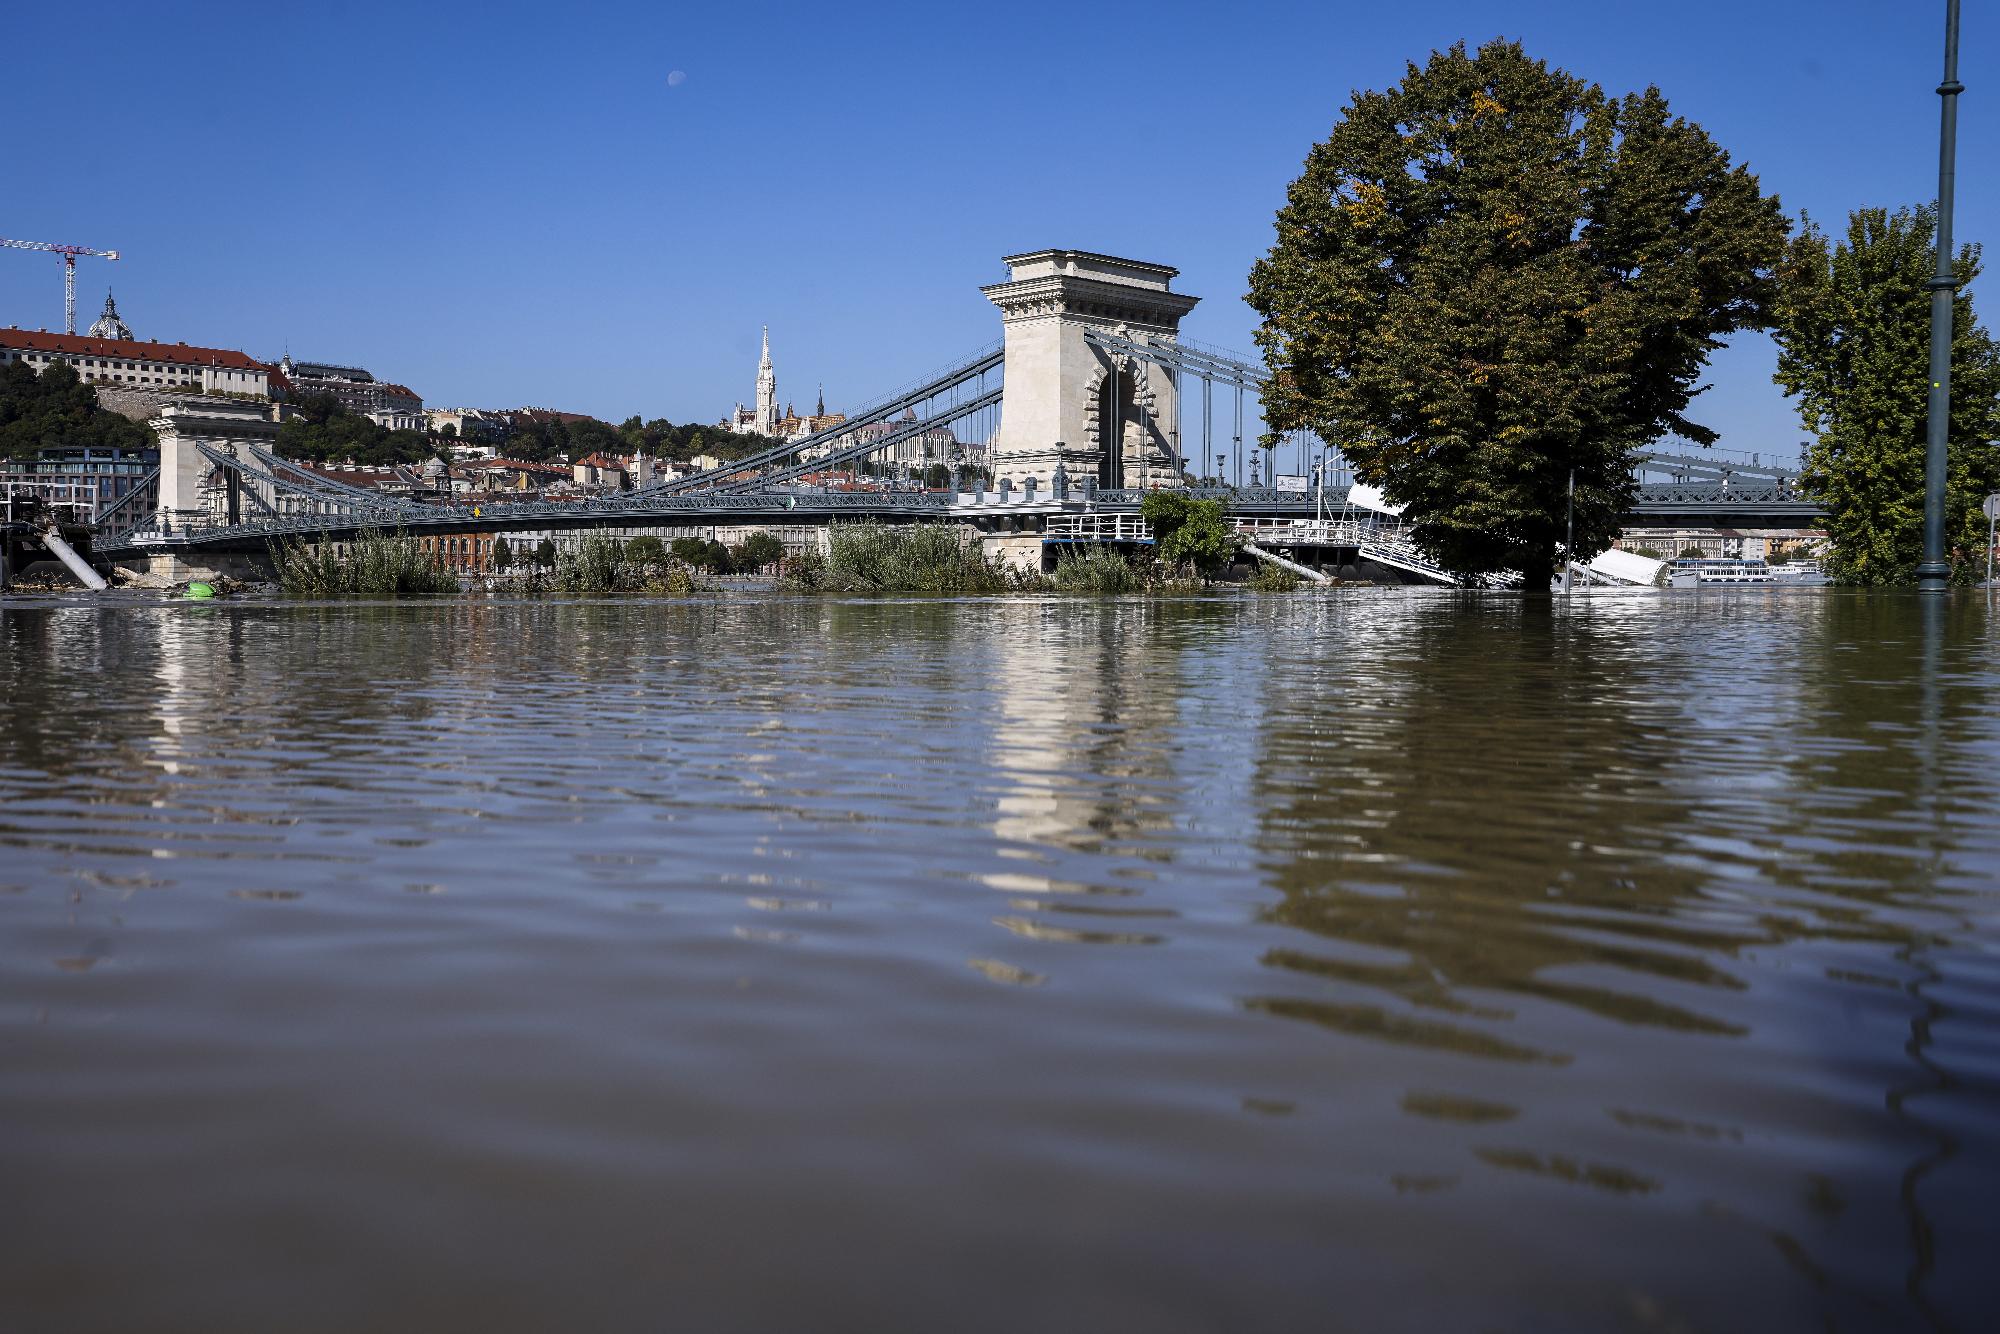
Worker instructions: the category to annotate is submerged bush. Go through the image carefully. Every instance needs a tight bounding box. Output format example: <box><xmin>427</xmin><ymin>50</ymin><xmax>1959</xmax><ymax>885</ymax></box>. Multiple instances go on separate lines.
<box><xmin>552</xmin><ymin>533</ymin><xmax>701</xmax><ymax>595</ymax></box>
<box><xmin>779</xmin><ymin>548</ymin><xmax>827</xmax><ymax>591</ymax></box>
<box><xmin>554</xmin><ymin>533</ymin><xmax>627</xmax><ymax>593</ymax></box>
<box><xmin>275</xmin><ymin>529</ymin><xmax>458</xmax><ymax>597</ymax></box>
<box><xmin>822</xmin><ymin>521</ymin><xmax>1007</xmax><ymax>593</ymax></box>
<box><xmin>1246</xmin><ymin>560</ymin><xmax>1304</xmax><ymax>592</ymax></box>
<box><xmin>644</xmin><ymin>564</ymin><xmax>700</xmax><ymax>596</ymax></box>
<box><xmin>1051</xmin><ymin>547</ymin><xmax>1142</xmax><ymax>593</ymax></box>
<box><xmin>1140</xmin><ymin>491</ymin><xmax>1234</xmax><ymax>575</ymax></box>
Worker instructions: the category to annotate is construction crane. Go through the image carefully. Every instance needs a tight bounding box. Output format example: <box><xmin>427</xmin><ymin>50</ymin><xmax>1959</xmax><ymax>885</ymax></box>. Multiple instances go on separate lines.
<box><xmin>0</xmin><ymin>237</ymin><xmax>120</xmax><ymax>335</ymax></box>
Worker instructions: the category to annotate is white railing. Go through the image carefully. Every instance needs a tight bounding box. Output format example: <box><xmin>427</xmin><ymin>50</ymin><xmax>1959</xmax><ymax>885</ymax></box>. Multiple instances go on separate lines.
<box><xmin>1046</xmin><ymin>513</ymin><xmax>1154</xmax><ymax>543</ymax></box>
<box><xmin>1234</xmin><ymin>517</ymin><xmax>1375</xmax><ymax>545</ymax></box>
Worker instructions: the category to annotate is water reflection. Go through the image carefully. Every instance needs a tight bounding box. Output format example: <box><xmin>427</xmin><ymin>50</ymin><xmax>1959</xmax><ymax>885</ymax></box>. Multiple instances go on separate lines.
<box><xmin>0</xmin><ymin>591</ymin><xmax>1995</xmax><ymax>1333</ymax></box>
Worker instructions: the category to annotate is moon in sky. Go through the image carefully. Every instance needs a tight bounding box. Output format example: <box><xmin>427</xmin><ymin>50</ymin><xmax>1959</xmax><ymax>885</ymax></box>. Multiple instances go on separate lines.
<box><xmin>666</xmin><ymin>70</ymin><xmax>687</xmax><ymax>87</ymax></box>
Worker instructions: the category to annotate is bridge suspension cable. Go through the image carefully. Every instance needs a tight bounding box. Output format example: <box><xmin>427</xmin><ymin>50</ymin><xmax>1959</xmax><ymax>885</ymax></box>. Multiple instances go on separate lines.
<box><xmin>640</xmin><ymin>344</ymin><xmax>1003</xmax><ymax>495</ymax></box>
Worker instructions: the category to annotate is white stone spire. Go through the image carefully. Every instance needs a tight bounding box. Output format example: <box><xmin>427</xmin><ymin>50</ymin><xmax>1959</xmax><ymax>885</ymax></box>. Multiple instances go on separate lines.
<box><xmin>754</xmin><ymin>324</ymin><xmax>778</xmax><ymax>433</ymax></box>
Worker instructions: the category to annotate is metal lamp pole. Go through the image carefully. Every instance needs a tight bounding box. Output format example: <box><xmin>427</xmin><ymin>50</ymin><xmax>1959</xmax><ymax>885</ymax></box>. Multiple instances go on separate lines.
<box><xmin>1561</xmin><ymin>467</ymin><xmax>1576</xmax><ymax>593</ymax></box>
<box><xmin>1986</xmin><ymin>493</ymin><xmax>2000</xmax><ymax>585</ymax></box>
<box><xmin>1918</xmin><ymin>0</ymin><xmax>1964</xmax><ymax>592</ymax></box>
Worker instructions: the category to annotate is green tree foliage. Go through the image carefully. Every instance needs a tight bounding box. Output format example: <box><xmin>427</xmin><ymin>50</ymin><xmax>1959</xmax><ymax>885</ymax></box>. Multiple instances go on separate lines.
<box><xmin>277</xmin><ymin>392</ymin><xmax>432</xmax><ymax>466</ymax></box>
<box><xmin>669</xmin><ymin>536</ymin><xmax>709</xmax><ymax>567</ymax></box>
<box><xmin>624</xmin><ymin>536</ymin><xmax>668</xmax><ymax>567</ymax></box>
<box><xmin>734</xmin><ymin>532</ymin><xmax>786</xmax><ymax>571</ymax></box>
<box><xmin>0</xmin><ymin>360</ymin><xmax>157</xmax><ymax>460</ymax></box>
<box><xmin>1140</xmin><ymin>491</ymin><xmax>1233</xmax><ymax>574</ymax></box>
<box><xmin>492</xmin><ymin>537</ymin><xmax>513</xmax><ymax>571</ymax></box>
<box><xmin>1771</xmin><ymin>206</ymin><xmax>2000</xmax><ymax>585</ymax></box>
<box><xmin>497</xmin><ymin>412</ymin><xmax>782</xmax><ymax>467</ymax></box>
<box><xmin>534</xmin><ymin>538</ymin><xmax>558</xmax><ymax>569</ymax></box>
<box><xmin>1246</xmin><ymin>40</ymin><xmax>1786</xmax><ymax>586</ymax></box>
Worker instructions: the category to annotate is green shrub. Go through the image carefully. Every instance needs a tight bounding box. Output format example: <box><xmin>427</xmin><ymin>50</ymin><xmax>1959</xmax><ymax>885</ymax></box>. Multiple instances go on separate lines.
<box><xmin>554</xmin><ymin>534</ymin><xmax>629</xmax><ymax>593</ymax></box>
<box><xmin>823</xmin><ymin>521</ymin><xmax>1007</xmax><ymax>593</ymax></box>
<box><xmin>780</xmin><ymin>548</ymin><xmax>827</xmax><ymax>591</ymax></box>
<box><xmin>1051</xmin><ymin>547</ymin><xmax>1142</xmax><ymax>593</ymax></box>
<box><xmin>275</xmin><ymin>529</ymin><xmax>458</xmax><ymax>598</ymax></box>
<box><xmin>1140</xmin><ymin>491</ymin><xmax>1234</xmax><ymax>574</ymax></box>
<box><xmin>1246</xmin><ymin>561</ymin><xmax>1304</xmax><ymax>592</ymax></box>
<box><xmin>644</xmin><ymin>564</ymin><xmax>700</xmax><ymax>596</ymax></box>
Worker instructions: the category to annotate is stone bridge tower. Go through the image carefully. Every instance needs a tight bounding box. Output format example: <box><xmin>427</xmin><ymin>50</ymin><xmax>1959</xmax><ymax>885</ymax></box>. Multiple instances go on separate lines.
<box><xmin>153</xmin><ymin>399</ymin><xmax>281</xmax><ymax>531</ymax></box>
<box><xmin>982</xmin><ymin>251</ymin><xmax>1199</xmax><ymax>490</ymax></box>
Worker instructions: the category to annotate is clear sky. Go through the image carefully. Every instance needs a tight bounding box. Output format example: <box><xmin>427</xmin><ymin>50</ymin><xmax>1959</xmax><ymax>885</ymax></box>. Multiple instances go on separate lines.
<box><xmin>3</xmin><ymin>1</ymin><xmax>1990</xmax><ymax>462</ymax></box>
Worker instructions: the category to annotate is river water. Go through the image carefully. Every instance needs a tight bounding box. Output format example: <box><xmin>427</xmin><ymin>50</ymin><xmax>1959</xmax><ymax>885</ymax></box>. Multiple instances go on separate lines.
<box><xmin>2</xmin><ymin>590</ymin><xmax>1996</xmax><ymax>1332</ymax></box>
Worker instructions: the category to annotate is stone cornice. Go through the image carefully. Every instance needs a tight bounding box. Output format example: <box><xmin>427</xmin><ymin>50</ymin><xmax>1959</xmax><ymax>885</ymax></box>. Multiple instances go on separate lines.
<box><xmin>981</xmin><ymin>273</ymin><xmax>1200</xmax><ymax>330</ymax></box>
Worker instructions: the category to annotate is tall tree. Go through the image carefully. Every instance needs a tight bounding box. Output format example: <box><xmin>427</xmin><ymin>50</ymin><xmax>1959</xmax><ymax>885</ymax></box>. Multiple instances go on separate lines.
<box><xmin>1247</xmin><ymin>40</ymin><xmax>1786</xmax><ymax>586</ymax></box>
<box><xmin>1772</xmin><ymin>206</ymin><xmax>2000</xmax><ymax>584</ymax></box>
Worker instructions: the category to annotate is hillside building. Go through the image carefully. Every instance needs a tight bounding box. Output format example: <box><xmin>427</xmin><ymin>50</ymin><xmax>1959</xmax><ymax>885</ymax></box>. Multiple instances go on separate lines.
<box><xmin>0</xmin><ymin>313</ymin><xmax>274</xmax><ymax>398</ymax></box>
<box><xmin>278</xmin><ymin>355</ymin><xmax>423</xmax><ymax>429</ymax></box>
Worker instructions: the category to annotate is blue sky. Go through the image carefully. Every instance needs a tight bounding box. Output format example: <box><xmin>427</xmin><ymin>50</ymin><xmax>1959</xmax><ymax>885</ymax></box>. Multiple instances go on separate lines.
<box><xmin>4</xmin><ymin>1</ymin><xmax>1991</xmax><ymax>462</ymax></box>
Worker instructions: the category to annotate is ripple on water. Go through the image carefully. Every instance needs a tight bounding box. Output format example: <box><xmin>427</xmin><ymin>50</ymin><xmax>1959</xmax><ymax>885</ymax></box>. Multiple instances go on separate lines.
<box><xmin>0</xmin><ymin>591</ymin><xmax>1996</xmax><ymax>1332</ymax></box>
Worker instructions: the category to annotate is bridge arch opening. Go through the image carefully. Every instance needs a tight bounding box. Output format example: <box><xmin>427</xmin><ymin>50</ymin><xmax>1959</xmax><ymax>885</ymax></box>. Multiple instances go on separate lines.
<box><xmin>1095</xmin><ymin>369</ymin><xmax>1136</xmax><ymax>490</ymax></box>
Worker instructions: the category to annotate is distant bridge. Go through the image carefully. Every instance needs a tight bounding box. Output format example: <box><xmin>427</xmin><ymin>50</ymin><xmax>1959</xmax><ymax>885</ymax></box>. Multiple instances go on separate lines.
<box><xmin>93</xmin><ymin>249</ymin><xmax>1823</xmax><ymax>573</ymax></box>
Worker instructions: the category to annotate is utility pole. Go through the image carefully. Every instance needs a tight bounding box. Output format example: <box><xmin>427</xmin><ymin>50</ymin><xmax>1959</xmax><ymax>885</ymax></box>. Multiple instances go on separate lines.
<box><xmin>1918</xmin><ymin>0</ymin><xmax>1964</xmax><ymax>592</ymax></box>
<box><xmin>1562</xmin><ymin>467</ymin><xmax>1576</xmax><ymax>593</ymax></box>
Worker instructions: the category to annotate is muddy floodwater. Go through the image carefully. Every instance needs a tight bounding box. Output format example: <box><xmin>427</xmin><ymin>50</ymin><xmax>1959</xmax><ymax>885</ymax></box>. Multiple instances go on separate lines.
<box><xmin>2</xmin><ymin>590</ymin><xmax>1997</xmax><ymax>1332</ymax></box>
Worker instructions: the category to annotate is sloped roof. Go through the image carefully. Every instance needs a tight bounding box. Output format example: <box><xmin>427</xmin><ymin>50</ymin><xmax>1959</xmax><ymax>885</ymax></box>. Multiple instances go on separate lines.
<box><xmin>0</xmin><ymin>327</ymin><xmax>269</xmax><ymax>371</ymax></box>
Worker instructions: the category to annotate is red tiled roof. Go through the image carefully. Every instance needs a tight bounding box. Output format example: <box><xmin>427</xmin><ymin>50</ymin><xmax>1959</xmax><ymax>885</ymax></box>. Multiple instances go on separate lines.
<box><xmin>291</xmin><ymin>463</ymin><xmax>419</xmax><ymax>488</ymax></box>
<box><xmin>379</xmin><ymin>383</ymin><xmax>421</xmax><ymax>400</ymax></box>
<box><xmin>0</xmin><ymin>328</ymin><xmax>270</xmax><ymax>371</ymax></box>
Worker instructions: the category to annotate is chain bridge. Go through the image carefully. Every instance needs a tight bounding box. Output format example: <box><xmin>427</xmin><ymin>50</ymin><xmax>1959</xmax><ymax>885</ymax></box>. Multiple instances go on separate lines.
<box><xmin>91</xmin><ymin>249</ymin><xmax>1823</xmax><ymax>582</ymax></box>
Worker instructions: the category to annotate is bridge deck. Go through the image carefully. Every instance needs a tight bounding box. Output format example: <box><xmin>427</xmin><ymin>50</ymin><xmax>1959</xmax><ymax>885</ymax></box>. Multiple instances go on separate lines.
<box><xmin>96</xmin><ymin>480</ymin><xmax>1824</xmax><ymax>559</ymax></box>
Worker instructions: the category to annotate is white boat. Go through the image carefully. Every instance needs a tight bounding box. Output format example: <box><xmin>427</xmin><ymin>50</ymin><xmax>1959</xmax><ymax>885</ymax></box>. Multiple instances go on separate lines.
<box><xmin>1667</xmin><ymin>557</ymin><xmax>1794</xmax><ymax>587</ymax></box>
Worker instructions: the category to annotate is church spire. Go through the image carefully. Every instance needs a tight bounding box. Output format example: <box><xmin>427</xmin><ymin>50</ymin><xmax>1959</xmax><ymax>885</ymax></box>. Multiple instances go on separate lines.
<box><xmin>816</xmin><ymin>382</ymin><xmax>824</xmax><ymax>416</ymax></box>
<box><xmin>754</xmin><ymin>324</ymin><xmax>778</xmax><ymax>433</ymax></box>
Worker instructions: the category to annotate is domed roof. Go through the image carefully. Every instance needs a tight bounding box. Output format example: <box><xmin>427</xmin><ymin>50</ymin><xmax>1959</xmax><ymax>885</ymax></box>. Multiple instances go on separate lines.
<box><xmin>86</xmin><ymin>291</ymin><xmax>132</xmax><ymax>341</ymax></box>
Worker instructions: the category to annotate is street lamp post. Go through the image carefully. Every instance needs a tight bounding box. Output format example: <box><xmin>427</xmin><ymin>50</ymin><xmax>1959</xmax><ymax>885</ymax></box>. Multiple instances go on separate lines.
<box><xmin>1918</xmin><ymin>0</ymin><xmax>1965</xmax><ymax>592</ymax></box>
<box><xmin>1985</xmin><ymin>492</ymin><xmax>2000</xmax><ymax>586</ymax></box>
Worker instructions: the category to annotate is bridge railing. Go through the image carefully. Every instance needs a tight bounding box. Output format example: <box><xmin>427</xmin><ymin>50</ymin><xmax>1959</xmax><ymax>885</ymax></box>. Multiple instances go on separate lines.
<box><xmin>1046</xmin><ymin>513</ymin><xmax>1154</xmax><ymax>544</ymax></box>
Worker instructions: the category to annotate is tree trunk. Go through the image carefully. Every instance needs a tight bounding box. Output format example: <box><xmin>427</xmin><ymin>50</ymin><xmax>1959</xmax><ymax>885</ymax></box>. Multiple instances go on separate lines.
<box><xmin>1518</xmin><ymin>551</ymin><xmax>1557</xmax><ymax>594</ymax></box>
